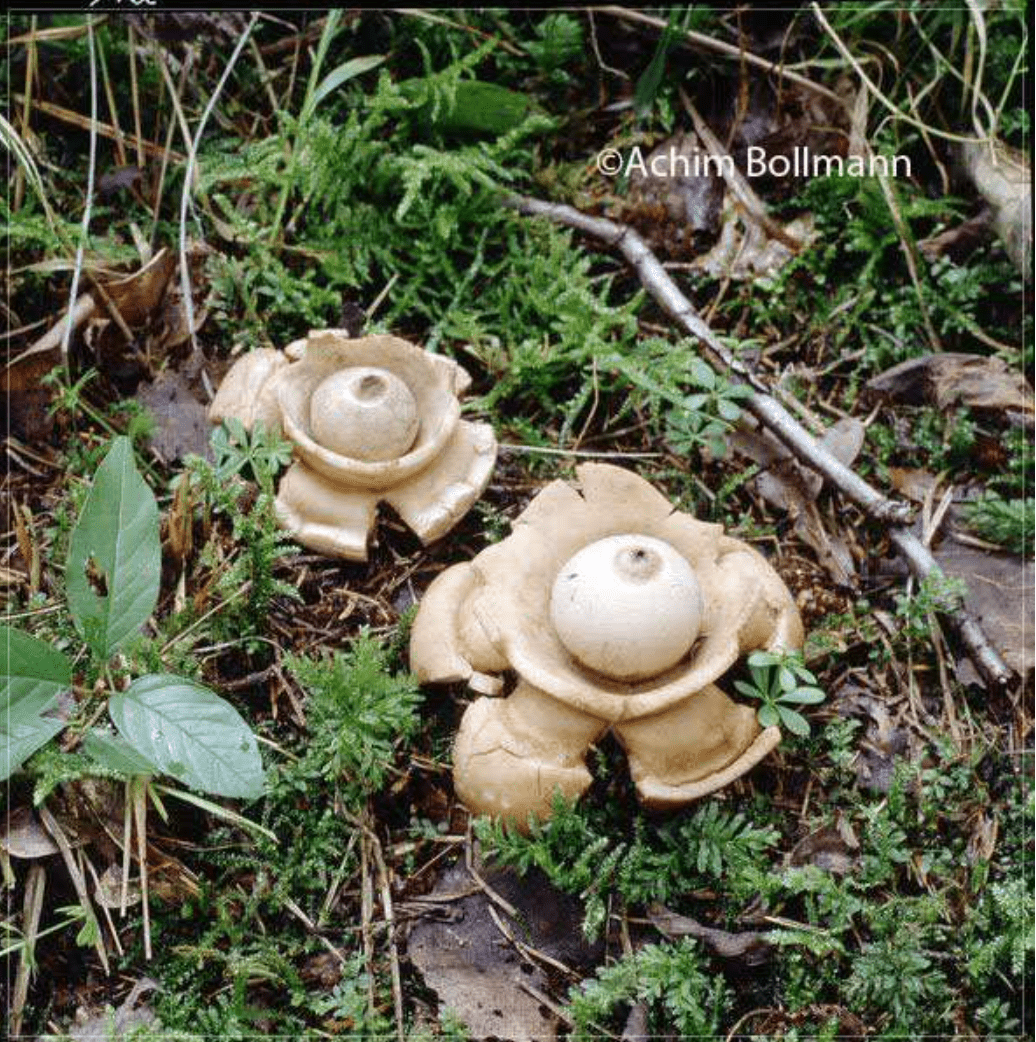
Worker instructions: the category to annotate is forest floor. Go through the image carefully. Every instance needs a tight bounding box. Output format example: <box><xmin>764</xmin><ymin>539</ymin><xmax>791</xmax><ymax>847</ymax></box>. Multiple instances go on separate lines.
<box><xmin>2</xmin><ymin>9</ymin><xmax>1033</xmax><ymax>1041</ymax></box>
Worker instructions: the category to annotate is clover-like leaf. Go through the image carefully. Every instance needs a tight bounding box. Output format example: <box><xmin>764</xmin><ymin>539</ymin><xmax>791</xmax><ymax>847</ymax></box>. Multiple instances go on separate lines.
<box><xmin>776</xmin><ymin>705</ymin><xmax>811</xmax><ymax>737</ymax></box>
<box><xmin>66</xmin><ymin>437</ymin><xmax>160</xmax><ymax>661</ymax></box>
<box><xmin>757</xmin><ymin>703</ymin><xmax>781</xmax><ymax>729</ymax></box>
<box><xmin>779</xmin><ymin>686</ymin><xmax>826</xmax><ymax>705</ymax></box>
<box><xmin>109</xmin><ymin>674</ymin><xmax>264</xmax><ymax>799</ymax></box>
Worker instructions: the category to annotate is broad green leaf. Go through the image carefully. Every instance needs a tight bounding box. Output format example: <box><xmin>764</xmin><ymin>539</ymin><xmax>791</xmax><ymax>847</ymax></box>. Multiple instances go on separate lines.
<box><xmin>1</xmin><ymin>627</ymin><xmax>70</xmax><ymax>778</ymax></box>
<box><xmin>83</xmin><ymin>729</ymin><xmax>159</xmax><ymax>776</ymax></box>
<box><xmin>435</xmin><ymin>80</ymin><xmax>534</xmax><ymax>136</ymax></box>
<box><xmin>66</xmin><ymin>437</ymin><xmax>160</xmax><ymax>660</ymax></box>
<box><xmin>1</xmin><ymin>626</ymin><xmax>72</xmax><ymax>713</ymax></box>
<box><xmin>311</xmin><ymin>54</ymin><xmax>385</xmax><ymax>111</ymax></box>
<box><xmin>777</xmin><ymin>705</ymin><xmax>812</xmax><ymax>737</ymax></box>
<box><xmin>110</xmin><ymin>674</ymin><xmax>264</xmax><ymax>799</ymax></box>
<box><xmin>1</xmin><ymin>714</ymin><xmax>66</xmax><ymax>781</ymax></box>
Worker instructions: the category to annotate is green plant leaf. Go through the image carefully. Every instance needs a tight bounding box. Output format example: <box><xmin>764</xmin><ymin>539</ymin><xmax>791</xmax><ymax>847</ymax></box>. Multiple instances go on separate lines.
<box><xmin>1</xmin><ymin>625</ymin><xmax>72</xmax><ymax>712</ymax></box>
<box><xmin>1</xmin><ymin>713</ymin><xmax>67</xmax><ymax>782</ymax></box>
<box><xmin>109</xmin><ymin>674</ymin><xmax>264</xmax><ymax>799</ymax></box>
<box><xmin>633</xmin><ymin>15</ymin><xmax>675</xmax><ymax>120</ymax></box>
<box><xmin>733</xmin><ymin>679</ymin><xmax>760</xmax><ymax>700</ymax></box>
<box><xmin>66</xmin><ymin>436</ymin><xmax>160</xmax><ymax>661</ymax></box>
<box><xmin>83</xmin><ymin>728</ymin><xmax>159</xmax><ymax>776</ymax></box>
<box><xmin>717</xmin><ymin>396</ymin><xmax>742</xmax><ymax>422</ymax></box>
<box><xmin>757</xmin><ymin>703</ymin><xmax>781</xmax><ymax>729</ymax></box>
<box><xmin>747</xmin><ymin>650</ymin><xmax>782</xmax><ymax>668</ymax></box>
<box><xmin>779</xmin><ymin>686</ymin><xmax>827</xmax><ymax>705</ymax></box>
<box><xmin>0</xmin><ymin>627</ymin><xmax>72</xmax><ymax>780</ymax></box>
<box><xmin>777</xmin><ymin>705</ymin><xmax>812</xmax><ymax>736</ymax></box>
<box><xmin>310</xmin><ymin>54</ymin><xmax>385</xmax><ymax>111</ymax></box>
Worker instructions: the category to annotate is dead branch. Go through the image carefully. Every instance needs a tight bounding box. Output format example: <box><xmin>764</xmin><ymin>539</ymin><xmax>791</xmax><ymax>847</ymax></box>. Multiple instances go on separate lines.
<box><xmin>506</xmin><ymin>194</ymin><xmax>1015</xmax><ymax>691</ymax></box>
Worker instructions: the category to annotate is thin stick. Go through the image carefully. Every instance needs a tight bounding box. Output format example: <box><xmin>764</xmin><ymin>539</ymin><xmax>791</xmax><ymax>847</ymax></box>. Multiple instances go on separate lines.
<box><xmin>120</xmin><ymin>778</ymin><xmax>133</xmax><ymax>916</ymax></box>
<box><xmin>507</xmin><ymin>193</ymin><xmax>1014</xmax><ymax>691</ymax></box>
<box><xmin>499</xmin><ymin>442</ymin><xmax>662</xmax><ymax>460</ymax></box>
<box><xmin>369</xmin><ymin>830</ymin><xmax>405</xmax><ymax>1042</ymax></box>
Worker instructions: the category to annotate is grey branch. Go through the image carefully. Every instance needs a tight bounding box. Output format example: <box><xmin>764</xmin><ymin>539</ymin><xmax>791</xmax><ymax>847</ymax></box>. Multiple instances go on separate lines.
<box><xmin>507</xmin><ymin>193</ymin><xmax>1014</xmax><ymax>691</ymax></box>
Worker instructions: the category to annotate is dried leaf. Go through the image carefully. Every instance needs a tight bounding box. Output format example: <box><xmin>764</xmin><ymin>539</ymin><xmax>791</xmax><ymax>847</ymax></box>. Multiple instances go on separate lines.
<box><xmin>94</xmin><ymin>862</ymin><xmax>141</xmax><ymax>909</ymax></box>
<box><xmin>97</xmin><ymin>165</ymin><xmax>144</xmax><ymax>198</ymax></box>
<box><xmin>819</xmin><ymin>417</ymin><xmax>865</xmax><ymax>467</ymax></box>
<box><xmin>866</xmin><ymin>353</ymin><xmax>1034</xmax><ymax>416</ymax></box>
<box><xmin>0</xmin><ymin>805</ymin><xmax>60</xmax><ymax>859</ymax></box>
<box><xmin>136</xmin><ymin>370</ymin><xmax>213</xmax><ymax>464</ymax></box>
<box><xmin>627</xmin><ymin>132</ymin><xmax>725</xmax><ymax>234</ymax></box>
<box><xmin>647</xmin><ymin>903</ymin><xmax>772</xmax><ymax>964</ymax></box>
<box><xmin>789</xmin><ymin>822</ymin><xmax>859</xmax><ymax>875</ymax></box>
<box><xmin>934</xmin><ymin>537</ymin><xmax>1034</xmax><ymax>678</ymax></box>
<box><xmin>102</xmin><ymin>248</ymin><xmax>176</xmax><ymax>328</ymax></box>
<box><xmin>409</xmin><ymin>860</ymin><xmax>597</xmax><ymax>1041</ymax></box>
<box><xmin>889</xmin><ymin>467</ymin><xmax>939</xmax><ymax>504</ymax></box>
<box><xmin>70</xmin><ymin>977</ymin><xmax>159</xmax><ymax>1041</ymax></box>
<box><xmin>692</xmin><ymin>211</ymin><xmax>815</xmax><ymax>282</ymax></box>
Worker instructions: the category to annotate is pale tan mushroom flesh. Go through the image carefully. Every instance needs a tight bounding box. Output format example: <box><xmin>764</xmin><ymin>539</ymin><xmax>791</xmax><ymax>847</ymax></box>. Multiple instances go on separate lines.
<box><xmin>207</xmin><ymin>331</ymin><xmax>497</xmax><ymax>560</ymax></box>
<box><xmin>410</xmin><ymin>463</ymin><xmax>803</xmax><ymax>828</ymax></box>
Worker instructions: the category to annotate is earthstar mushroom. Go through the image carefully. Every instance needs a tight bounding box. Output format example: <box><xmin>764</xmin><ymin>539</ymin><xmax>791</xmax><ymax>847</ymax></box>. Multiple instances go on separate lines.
<box><xmin>410</xmin><ymin>463</ymin><xmax>804</xmax><ymax>828</ymax></box>
<box><xmin>208</xmin><ymin>330</ymin><xmax>497</xmax><ymax>559</ymax></box>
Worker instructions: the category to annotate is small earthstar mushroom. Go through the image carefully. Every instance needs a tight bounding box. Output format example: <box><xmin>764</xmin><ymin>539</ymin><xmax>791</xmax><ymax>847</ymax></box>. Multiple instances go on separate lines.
<box><xmin>409</xmin><ymin>463</ymin><xmax>804</xmax><ymax>829</ymax></box>
<box><xmin>208</xmin><ymin>330</ymin><xmax>497</xmax><ymax>560</ymax></box>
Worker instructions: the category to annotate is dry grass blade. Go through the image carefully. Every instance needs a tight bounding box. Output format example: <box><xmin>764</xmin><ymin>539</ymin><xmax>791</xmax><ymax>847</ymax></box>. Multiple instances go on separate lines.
<box><xmin>596</xmin><ymin>6</ymin><xmax>846</xmax><ymax>107</ymax></box>
<box><xmin>177</xmin><ymin>14</ymin><xmax>258</xmax><ymax>370</ymax></box>
<box><xmin>810</xmin><ymin>3</ymin><xmax>992</xmax><ymax>145</ymax></box>
<box><xmin>61</xmin><ymin>19</ymin><xmax>98</xmax><ymax>362</ymax></box>
<box><xmin>133</xmin><ymin>778</ymin><xmax>152</xmax><ymax>960</ymax></box>
<box><xmin>369</xmin><ymin>829</ymin><xmax>405</xmax><ymax>1042</ymax></box>
<box><xmin>37</xmin><ymin>804</ymin><xmax>110</xmax><ymax>975</ymax></box>
<box><xmin>9</xmin><ymin>864</ymin><xmax>46</xmax><ymax>1038</ymax></box>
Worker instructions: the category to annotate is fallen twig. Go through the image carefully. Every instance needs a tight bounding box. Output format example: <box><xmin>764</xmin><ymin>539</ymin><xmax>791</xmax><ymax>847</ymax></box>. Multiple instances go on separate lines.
<box><xmin>506</xmin><ymin>194</ymin><xmax>1015</xmax><ymax>691</ymax></box>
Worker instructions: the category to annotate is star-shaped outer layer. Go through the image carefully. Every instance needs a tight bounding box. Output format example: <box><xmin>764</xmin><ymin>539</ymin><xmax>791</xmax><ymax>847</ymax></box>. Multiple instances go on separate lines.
<box><xmin>410</xmin><ymin>463</ymin><xmax>805</xmax><ymax>813</ymax></box>
<box><xmin>208</xmin><ymin>331</ymin><xmax>497</xmax><ymax>560</ymax></box>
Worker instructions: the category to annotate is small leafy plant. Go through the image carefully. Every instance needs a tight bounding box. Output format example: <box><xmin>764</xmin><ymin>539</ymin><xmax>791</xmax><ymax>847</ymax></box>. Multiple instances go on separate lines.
<box><xmin>964</xmin><ymin>493</ymin><xmax>1034</xmax><ymax>556</ymax></box>
<box><xmin>1</xmin><ymin>436</ymin><xmax>264</xmax><ymax>799</ymax></box>
<box><xmin>734</xmin><ymin>650</ymin><xmax>826</xmax><ymax>736</ymax></box>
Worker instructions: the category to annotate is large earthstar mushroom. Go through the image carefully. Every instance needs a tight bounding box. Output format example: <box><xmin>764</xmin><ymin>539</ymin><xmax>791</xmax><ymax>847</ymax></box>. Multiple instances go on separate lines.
<box><xmin>410</xmin><ymin>463</ymin><xmax>804</xmax><ymax>829</ymax></box>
